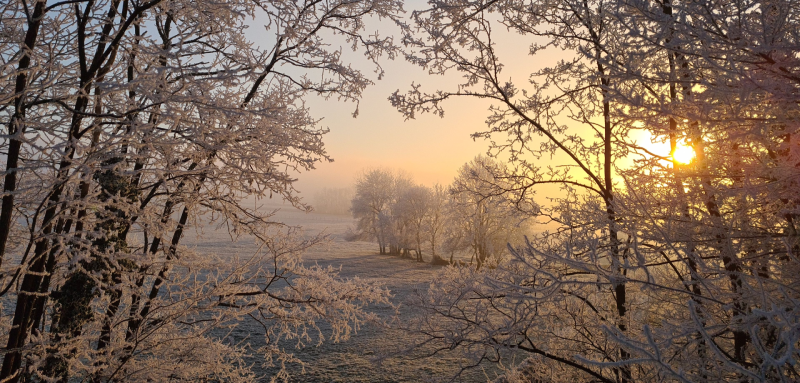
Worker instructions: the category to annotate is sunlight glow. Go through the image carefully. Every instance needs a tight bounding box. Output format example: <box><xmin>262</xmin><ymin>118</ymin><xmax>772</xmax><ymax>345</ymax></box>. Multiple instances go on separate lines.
<box><xmin>672</xmin><ymin>144</ymin><xmax>695</xmax><ymax>164</ymax></box>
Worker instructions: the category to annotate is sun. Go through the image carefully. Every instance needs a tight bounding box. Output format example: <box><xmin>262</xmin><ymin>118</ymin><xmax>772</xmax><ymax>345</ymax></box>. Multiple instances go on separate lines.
<box><xmin>672</xmin><ymin>144</ymin><xmax>695</xmax><ymax>164</ymax></box>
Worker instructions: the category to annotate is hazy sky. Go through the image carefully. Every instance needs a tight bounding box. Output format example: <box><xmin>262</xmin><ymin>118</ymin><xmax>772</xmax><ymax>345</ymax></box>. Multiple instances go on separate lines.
<box><xmin>286</xmin><ymin>5</ymin><xmax>548</xmax><ymax>197</ymax></box>
<box><xmin>297</xmin><ymin>62</ymin><xmax>492</xmax><ymax>194</ymax></box>
<box><xmin>256</xmin><ymin>3</ymin><xmax>670</xmax><ymax>200</ymax></box>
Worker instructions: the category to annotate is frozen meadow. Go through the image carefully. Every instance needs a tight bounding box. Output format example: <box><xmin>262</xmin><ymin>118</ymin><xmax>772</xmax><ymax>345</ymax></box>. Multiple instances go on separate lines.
<box><xmin>184</xmin><ymin>202</ymin><xmax>502</xmax><ymax>382</ymax></box>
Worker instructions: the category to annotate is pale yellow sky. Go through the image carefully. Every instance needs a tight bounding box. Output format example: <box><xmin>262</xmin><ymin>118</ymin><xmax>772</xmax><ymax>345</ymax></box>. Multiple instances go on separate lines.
<box><xmin>262</xmin><ymin>5</ymin><xmax>673</xmax><ymax>200</ymax></box>
<box><xmin>291</xmin><ymin>7</ymin><xmax>550</xmax><ymax>196</ymax></box>
<box><xmin>297</xmin><ymin>65</ymin><xmax>491</xmax><ymax>194</ymax></box>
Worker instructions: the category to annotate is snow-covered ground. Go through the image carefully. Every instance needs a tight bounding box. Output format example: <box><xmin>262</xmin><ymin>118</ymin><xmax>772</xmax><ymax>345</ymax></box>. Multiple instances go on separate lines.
<box><xmin>184</xmin><ymin>203</ymin><xmax>503</xmax><ymax>382</ymax></box>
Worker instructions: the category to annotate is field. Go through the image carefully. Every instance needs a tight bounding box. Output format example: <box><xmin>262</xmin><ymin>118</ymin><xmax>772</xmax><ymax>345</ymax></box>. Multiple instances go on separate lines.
<box><xmin>184</xmin><ymin>202</ymin><xmax>502</xmax><ymax>382</ymax></box>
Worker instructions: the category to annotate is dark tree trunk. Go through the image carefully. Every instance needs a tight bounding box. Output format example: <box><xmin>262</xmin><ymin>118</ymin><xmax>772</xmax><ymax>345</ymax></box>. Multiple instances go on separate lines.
<box><xmin>0</xmin><ymin>0</ymin><xmax>47</xmax><ymax>268</ymax></box>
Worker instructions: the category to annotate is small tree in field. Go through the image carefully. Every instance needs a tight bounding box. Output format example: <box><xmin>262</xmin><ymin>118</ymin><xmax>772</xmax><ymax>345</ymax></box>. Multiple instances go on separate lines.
<box><xmin>426</xmin><ymin>184</ymin><xmax>449</xmax><ymax>264</ymax></box>
<box><xmin>350</xmin><ymin>169</ymin><xmax>397</xmax><ymax>254</ymax></box>
<box><xmin>351</xmin><ymin>169</ymin><xmax>427</xmax><ymax>256</ymax></box>
<box><xmin>395</xmin><ymin>184</ymin><xmax>432</xmax><ymax>262</ymax></box>
<box><xmin>446</xmin><ymin>156</ymin><xmax>530</xmax><ymax>269</ymax></box>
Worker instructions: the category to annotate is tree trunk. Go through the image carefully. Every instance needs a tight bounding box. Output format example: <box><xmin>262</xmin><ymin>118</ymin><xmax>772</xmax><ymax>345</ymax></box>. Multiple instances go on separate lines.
<box><xmin>0</xmin><ymin>0</ymin><xmax>47</xmax><ymax>268</ymax></box>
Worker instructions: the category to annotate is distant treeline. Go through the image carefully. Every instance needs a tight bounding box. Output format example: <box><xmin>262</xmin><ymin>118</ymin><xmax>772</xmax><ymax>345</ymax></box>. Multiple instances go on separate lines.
<box><xmin>312</xmin><ymin>187</ymin><xmax>355</xmax><ymax>215</ymax></box>
<box><xmin>349</xmin><ymin>157</ymin><xmax>534</xmax><ymax>268</ymax></box>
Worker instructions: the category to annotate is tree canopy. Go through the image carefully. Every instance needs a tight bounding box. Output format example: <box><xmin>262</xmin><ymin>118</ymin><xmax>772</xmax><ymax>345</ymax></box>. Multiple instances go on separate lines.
<box><xmin>390</xmin><ymin>0</ymin><xmax>800</xmax><ymax>381</ymax></box>
<box><xmin>0</xmin><ymin>0</ymin><xmax>401</xmax><ymax>381</ymax></box>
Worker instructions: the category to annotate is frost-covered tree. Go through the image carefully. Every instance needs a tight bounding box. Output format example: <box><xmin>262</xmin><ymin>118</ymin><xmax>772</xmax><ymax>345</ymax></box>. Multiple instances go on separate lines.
<box><xmin>393</xmin><ymin>0</ymin><xmax>800</xmax><ymax>381</ymax></box>
<box><xmin>350</xmin><ymin>168</ymin><xmax>426</xmax><ymax>256</ymax></box>
<box><xmin>394</xmin><ymin>184</ymin><xmax>431</xmax><ymax>261</ymax></box>
<box><xmin>425</xmin><ymin>184</ymin><xmax>449</xmax><ymax>264</ymax></box>
<box><xmin>445</xmin><ymin>156</ymin><xmax>530</xmax><ymax>269</ymax></box>
<box><xmin>0</xmin><ymin>0</ymin><xmax>402</xmax><ymax>381</ymax></box>
<box><xmin>603</xmin><ymin>0</ymin><xmax>800</xmax><ymax>378</ymax></box>
<box><xmin>391</xmin><ymin>0</ymin><xmax>637</xmax><ymax>377</ymax></box>
<box><xmin>350</xmin><ymin>169</ymin><xmax>397</xmax><ymax>254</ymax></box>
